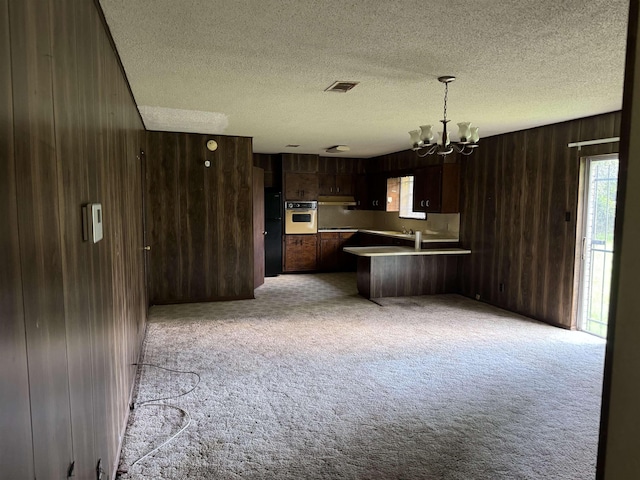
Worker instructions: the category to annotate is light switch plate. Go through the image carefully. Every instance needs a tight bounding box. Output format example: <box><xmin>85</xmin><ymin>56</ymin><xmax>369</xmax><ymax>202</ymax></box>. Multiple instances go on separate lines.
<box><xmin>83</xmin><ymin>203</ymin><xmax>103</xmax><ymax>243</ymax></box>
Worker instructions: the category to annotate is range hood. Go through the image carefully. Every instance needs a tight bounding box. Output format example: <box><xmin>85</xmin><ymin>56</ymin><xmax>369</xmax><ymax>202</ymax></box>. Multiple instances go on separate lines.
<box><xmin>317</xmin><ymin>195</ymin><xmax>357</xmax><ymax>206</ymax></box>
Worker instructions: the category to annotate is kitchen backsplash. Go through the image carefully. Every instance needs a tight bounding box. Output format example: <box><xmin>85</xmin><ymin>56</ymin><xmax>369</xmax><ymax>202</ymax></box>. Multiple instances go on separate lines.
<box><xmin>317</xmin><ymin>206</ymin><xmax>376</xmax><ymax>229</ymax></box>
<box><xmin>317</xmin><ymin>206</ymin><xmax>460</xmax><ymax>237</ymax></box>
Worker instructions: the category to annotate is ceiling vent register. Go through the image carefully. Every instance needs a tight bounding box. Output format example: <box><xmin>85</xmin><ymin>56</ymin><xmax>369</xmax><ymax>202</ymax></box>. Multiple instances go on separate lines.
<box><xmin>324</xmin><ymin>81</ymin><xmax>359</xmax><ymax>93</ymax></box>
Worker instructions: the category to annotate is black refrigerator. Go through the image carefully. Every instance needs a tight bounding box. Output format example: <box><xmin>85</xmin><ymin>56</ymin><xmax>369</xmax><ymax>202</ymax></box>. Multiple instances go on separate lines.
<box><xmin>264</xmin><ymin>188</ymin><xmax>283</xmax><ymax>276</ymax></box>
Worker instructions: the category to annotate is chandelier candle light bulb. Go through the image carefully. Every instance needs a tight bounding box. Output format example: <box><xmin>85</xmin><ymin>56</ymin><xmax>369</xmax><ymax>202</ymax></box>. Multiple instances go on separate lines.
<box><xmin>409</xmin><ymin>76</ymin><xmax>479</xmax><ymax>157</ymax></box>
<box><xmin>420</xmin><ymin>125</ymin><xmax>435</xmax><ymax>144</ymax></box>
<box><xmin>457</xmin><ymin>122</ymin><xmax>471</xmax><ymax>143</ymax></box>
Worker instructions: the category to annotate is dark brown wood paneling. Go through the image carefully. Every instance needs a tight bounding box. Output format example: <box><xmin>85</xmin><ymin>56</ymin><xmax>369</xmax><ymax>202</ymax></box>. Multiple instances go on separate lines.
<box><xmin>217</xmin><ymin>136</ymin><xmax>254</xmax><ymax>297</ymax></box>
<box><xmin>577</xmin><ymin>111</ymin><xmax>621</xmax><ymax>158</ymax></box>
<box><xmin>10</xmin><ymin>0</ymin><xmax>74</xmax><ymax>476</ymax></box>
<box><xmin>146</xmin><ymin>132</ymin><xmax>254</xmax><ymax>304</ymax></box>
<box><xmin>318</xmin><ymin>155</ymin><xmax>333</xmax><ymax>174</ymax></box>
<box><xmin>48</xmin><ymin>0</ymin><xmax>97</xmax><ymax>476</ymax></box>
<box><xmin>254</xmin><ymin>167</ymin><xmax>265</xmax><ymax>288</ymax></box>
<box><xmin>359</xmin><ymin>255</ymin><xmax>459</xmax><ymax>298</ymax></box>
<box><xmin>4</xmin><ymin>0</ymin><xmax>147</xmax><ymax>477</ymax></box>
<box><xmin>253</xmin><ymin>153</ymin><xmax>281</xmax><ymax>188</ymax></box>
<box><xmin>357</xmin><ymin>257</ymin><xmax>372</xmax><ymax>298</ymax></box>
<box><xmin>459</xmin><ymin>112</ymin><xmax>620</xmax><ymax>328</ymax></box>
<box><xmin>78</xmin><ymin>0</ymin><xmax>114</xmax><ymax>469</ymax></box>
<box><xmin>0</xmin><ymin>0</ymin><xmax>35</xmax><ymax>476</ymax></box>
<box><xmin>282</xmin><ymin>153</ymin><xmax>319</xmax><ymax>172</ymax></box>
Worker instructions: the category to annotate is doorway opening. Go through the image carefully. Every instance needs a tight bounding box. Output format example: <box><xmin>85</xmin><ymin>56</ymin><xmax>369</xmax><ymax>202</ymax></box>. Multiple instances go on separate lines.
<box><xmin>577</xmin><ymin>154</ymin><xmax>619</xmax><ymax>337</ymax></box>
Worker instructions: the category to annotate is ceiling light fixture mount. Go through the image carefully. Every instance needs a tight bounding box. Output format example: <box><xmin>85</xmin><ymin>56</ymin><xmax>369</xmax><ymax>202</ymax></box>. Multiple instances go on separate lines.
<box><xmin>325</xmin><ymin>145</ymin><xmax>350</xmax><ymax>154</ymax></box>
<box><xmin>409</xmin><ymin>76</ymin><xmax>479</xmax><ymax>157</ymax></box>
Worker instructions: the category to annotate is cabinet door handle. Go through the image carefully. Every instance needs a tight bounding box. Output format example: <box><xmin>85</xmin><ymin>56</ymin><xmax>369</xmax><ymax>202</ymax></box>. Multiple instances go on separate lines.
<box><xmin>421</xmin><ymin>200</ymin><xmax>425</xmax><ymax>207</ymax></box>
<box><xmin>336</xmin><ymin>187</ymin><xmax>340</xmax><ymax>193</ymax></box>
<box><xmin>426</xmin><ymin>200</ymin><xmax>430</xmax><ymax>207</ymax></box>
<box><xmin>330</xmin><ymin>187</ymin><xmax>334</xmax><ymax>193</ymax></box>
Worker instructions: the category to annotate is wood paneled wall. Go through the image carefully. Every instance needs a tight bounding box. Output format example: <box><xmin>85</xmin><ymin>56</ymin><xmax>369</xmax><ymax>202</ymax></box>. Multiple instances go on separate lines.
<box><xmin>364</xmin><ymin>148</ymin><xmax>449</xmax><ymax>174</ymax></box>
<box><xmin>253</xmin><ymin>153</ymin><xmax>281</xmax><ymax>189</ymax></box>
<box><xmin>0</xmin><ymin>1</ymin><xmax>34</xmax><ymax>477</ymax></box>
<box><xmin>282</xmin><ymin>153</ymin><xmax>320</xmax><ymax>172</ymax></box>
<box><xmin>146</xmin><ymin>132</ymin><xmax>255</xmax><ymax>304</ymax></box>
<box><xmin>459</xmin><ymin>112</ymin><xmax>621</xmax><ymax>328</ymax></box>
<box><xmin>1</xmin><ymin>0</ymin><xmax>146</xmax><ymax>478</ymax></box>
<box><xmin>318</xmin><ymin>156</ymin><xmax>366</xmax><ymax>174</ymax></box>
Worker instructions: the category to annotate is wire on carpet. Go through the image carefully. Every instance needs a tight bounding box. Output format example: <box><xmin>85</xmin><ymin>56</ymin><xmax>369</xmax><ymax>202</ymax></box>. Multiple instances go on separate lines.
<box><xmin>128</xmin><ymin>363</ymin><xmax>201</xmax><ymax>468</ymax></box>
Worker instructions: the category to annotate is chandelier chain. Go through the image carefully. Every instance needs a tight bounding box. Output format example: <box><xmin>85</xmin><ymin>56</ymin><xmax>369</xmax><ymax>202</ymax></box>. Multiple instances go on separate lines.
<box><xmin>443</xmin><ymin>82</ymin><xmax>448</xmax><ymax>122</ymax></box>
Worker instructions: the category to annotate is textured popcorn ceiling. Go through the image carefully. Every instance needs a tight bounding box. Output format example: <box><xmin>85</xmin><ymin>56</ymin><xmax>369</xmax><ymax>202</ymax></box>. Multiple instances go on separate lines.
<box><xmin>138</xmin><ymin>106</ymin><xmax>229</xmax><ymax>134</ymax></box>
<box><xmin>100</xmin><ymin>0</ymin><xmax>629</xmax><ymax>157</ymax></box>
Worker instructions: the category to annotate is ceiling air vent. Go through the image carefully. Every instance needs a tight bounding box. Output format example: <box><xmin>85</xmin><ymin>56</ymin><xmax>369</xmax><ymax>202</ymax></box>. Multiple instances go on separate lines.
<box><xmin>285</xmin><ymin>144</ymin><xmax>300</xmax><ymax>148</ymax></box>
<box><xmin>324</xmin><ymin>81</ymin><xmax>359</xmax><ymax>93</ymax></box>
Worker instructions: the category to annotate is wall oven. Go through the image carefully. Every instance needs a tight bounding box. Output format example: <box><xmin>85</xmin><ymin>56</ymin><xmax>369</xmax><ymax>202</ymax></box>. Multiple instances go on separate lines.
<box><xmin>284</xmin><ymin>201</ymin><xmax>318</xmax><ymax>234</ymax></box>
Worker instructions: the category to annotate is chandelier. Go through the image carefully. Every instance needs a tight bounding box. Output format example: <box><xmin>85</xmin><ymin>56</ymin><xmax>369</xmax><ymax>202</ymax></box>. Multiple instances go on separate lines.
<box><xmin>409</xmin><ymin>76</ymin><xmax>479</xmax><ymax>157</ymax></box>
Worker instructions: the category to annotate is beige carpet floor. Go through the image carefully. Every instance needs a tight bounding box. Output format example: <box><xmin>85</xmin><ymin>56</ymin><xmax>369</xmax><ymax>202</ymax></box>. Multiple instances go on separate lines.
<box><xmin>118</xmin><ymin>272</ymin><xmax>605</xmax><ymax>479</ymax></box>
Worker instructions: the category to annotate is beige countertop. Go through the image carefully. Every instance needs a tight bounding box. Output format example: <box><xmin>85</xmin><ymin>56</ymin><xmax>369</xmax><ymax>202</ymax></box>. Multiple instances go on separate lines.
<box><xmin>357</xmin><ymin>229</ymin><xmax>459</xmax><ymax>243</ymax></box>
<box><xmin>343</xmin><ymin>246</ymin><xmax>471</xmax><ymax>257</ymax></box>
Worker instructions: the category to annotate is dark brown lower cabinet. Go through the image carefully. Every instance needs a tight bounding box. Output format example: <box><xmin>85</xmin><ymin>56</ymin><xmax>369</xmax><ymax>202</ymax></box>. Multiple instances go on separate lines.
<box><xmin>284</xmin><ymin>234</ymin><xmax>318</xmax><ymax>272</ymax></box>
<box><xmin>318</xmin><ymin>232</ymin><xmax>358</xmax><ymax>271</ymax></box>
<box><xmin>318</xmin><ymin>233</ymin><xmax>341</xmax><ymax>271</ymax></box>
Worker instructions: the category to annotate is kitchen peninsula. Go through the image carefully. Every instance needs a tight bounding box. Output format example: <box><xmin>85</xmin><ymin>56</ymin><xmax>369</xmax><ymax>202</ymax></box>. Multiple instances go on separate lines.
<box><xmin>344</xmin><ymin>243</ymin><xmax>471</xmax><ymax>299</ymax></box>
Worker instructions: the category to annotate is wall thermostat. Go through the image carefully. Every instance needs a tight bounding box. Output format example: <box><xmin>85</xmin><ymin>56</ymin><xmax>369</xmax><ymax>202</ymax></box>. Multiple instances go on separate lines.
<box><xmin>82</xmin><ymin>203</ymin><xmax>103</xmax><ymax>243</ymax></box>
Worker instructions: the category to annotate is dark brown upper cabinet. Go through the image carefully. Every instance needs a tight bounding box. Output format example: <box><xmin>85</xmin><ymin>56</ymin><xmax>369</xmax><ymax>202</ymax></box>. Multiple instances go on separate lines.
<box><xmin>318</xmin><ymin>173</ymin><xmax>354</xmax><ymax>196</ymax></box>
<box><xmin>284</xmin><ymin>172</ymin><xmax>318</xmax><ymax>200</ymax></box>
<box><xmin>413</xmin><ymin>163</ymin><xmax>460</xmax><ymax>213</ymax></box>
<box><xmin>354</xmin><ymin>173</ymin><xmax>387</xmax><ymax>210</ymax></box>
<box><xmin>367</xmin><ymin>173</ymin><xmax>388</xmax><ymax>210</ymax></box>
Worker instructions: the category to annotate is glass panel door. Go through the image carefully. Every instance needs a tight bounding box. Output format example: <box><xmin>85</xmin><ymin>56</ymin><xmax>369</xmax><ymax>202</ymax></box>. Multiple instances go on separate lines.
<box><xmin>579</xmin><ymin>155</ymin><xmax>619</xmax><ymax>337</ymax></box>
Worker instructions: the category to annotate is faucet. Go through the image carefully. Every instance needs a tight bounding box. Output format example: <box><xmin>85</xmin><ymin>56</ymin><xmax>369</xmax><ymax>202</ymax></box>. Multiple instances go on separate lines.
<box><xmin>409</xmin><ymin>228</ymin><xmax>414</xmax><ymax>235</ymax></box>
<box><xmin>401</xmin><ymin>225</ymin><xmax>407</xmax><ymax>234</ymax></box>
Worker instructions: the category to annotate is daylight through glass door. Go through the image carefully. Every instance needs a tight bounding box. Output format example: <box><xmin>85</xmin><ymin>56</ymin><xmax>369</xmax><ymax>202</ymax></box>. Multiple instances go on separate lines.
<box><xmin>579</xmin><ymin>155</ymin><xmax>619</xmax><ymax>337</ymax></box>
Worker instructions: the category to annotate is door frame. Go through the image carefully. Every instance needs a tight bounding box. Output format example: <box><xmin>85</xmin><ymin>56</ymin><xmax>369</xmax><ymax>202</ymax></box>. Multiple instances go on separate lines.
<box><xmin>572</xmin><ymin>153</ymin><xmax>619</xmax><ymax>334</ymax></box>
